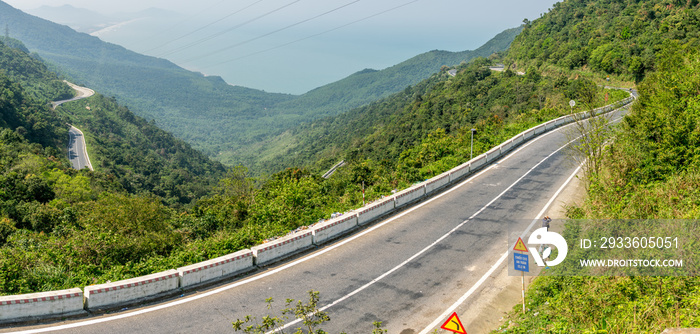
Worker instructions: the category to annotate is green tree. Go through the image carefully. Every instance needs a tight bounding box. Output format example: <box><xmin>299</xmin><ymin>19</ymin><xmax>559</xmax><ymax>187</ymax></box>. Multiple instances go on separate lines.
<box><xmin>232</xmin><ymin>290</ymin><xmax>332</xmax><ymax>334</ymax></box>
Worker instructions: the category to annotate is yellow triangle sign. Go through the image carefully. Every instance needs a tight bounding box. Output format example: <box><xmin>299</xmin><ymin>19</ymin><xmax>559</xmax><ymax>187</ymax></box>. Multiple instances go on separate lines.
<box><xmin>440</xmin><ymin>312</ymin><xmax>467</xmax><ymax>334</ymax></box>
<box><xmin>513</xmin><ymin>237</ymin><xmax>529</xmax><ymax>252</ymax></box>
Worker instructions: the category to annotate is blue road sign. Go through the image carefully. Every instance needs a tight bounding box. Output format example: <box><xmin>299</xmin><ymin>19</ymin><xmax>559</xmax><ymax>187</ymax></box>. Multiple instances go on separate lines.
<box><xmin>514</xmin><ymin>252</ymin><xmax>529</xmax><ymax>272</ymax></box>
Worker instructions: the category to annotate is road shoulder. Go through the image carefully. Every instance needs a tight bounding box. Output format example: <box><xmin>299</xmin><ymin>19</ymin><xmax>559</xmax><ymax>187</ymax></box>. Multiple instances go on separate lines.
<box><xmin>455</xmin><ymin>169</ymin><xmax>586</xmax><ymax>334</ymax></box>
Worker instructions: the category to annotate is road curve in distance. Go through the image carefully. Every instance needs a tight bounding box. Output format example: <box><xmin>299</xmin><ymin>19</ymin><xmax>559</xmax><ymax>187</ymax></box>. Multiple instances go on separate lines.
<box><xmin>51</xmin><ymin>81</ymin><xmax>95</xmax><ymax>109</ymax></box>
<box><xmin>2</xmin><ymin>107</ymin><xmax>632</xmax><ymax>334</ymax></box>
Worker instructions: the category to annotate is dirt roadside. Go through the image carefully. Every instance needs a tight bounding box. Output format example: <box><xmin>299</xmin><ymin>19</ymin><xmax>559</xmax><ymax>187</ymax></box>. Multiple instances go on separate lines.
<box><xmin>452</xmin><ymin>169</ymin><xmax>587</xmax><ymax>334</ymax></box>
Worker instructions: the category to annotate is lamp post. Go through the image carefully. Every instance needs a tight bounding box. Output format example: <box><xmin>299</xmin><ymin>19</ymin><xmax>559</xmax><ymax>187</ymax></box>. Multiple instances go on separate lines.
<box><xmin>470</xmin><ymin>128</ymin><xmax>477</xmax><ymax>160</ymax></box>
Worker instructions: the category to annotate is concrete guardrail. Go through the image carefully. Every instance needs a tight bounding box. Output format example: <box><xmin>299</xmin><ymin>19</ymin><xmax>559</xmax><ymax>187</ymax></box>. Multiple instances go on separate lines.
<box><xmin>357</xmin><ymin>198</ymin><xmax>396</xmax><ymax>225</ymax></box>
<box><xmin>178</xmin><ymin>249</ymin><xmax>254</xmax><ymax>288</ymax></box>
<box><xmin>0</xmin><ymin>288</ymin><xmax>85</xmax><ymax>323</ymax></box>
<box><xmin>252</xmin><ymin>231</ymin><xmax>314</xmax><ymax>265</ymax></box>
<box><xmin>312</xmin><ymin>213</ymin><xmax>359</xmax><ymax>245</ymax></box>
<box><xmin>84</xmin><ymin>269</ymin><xmax>179</xmax><ymax>310</ymax></box>
<box><xmin>425</xmin><ymin>172</ymin><xmax>451</xmax><ymax>194</ymax></box>
<box><xmin>393</xmin><ymin>184</ymin><xmax>427</xmax><ymax>208</ymax></box>
<box><xmin>0</xmin><ymin>93</ymin><xmax>635</xmax><ymax>324</ymax></box>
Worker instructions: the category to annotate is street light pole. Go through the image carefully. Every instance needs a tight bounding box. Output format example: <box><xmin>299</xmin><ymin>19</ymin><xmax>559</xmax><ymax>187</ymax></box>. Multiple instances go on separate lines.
<box><xmin>470</xmin><ymin>128</ymin><xmax>476</xmax><ymax>160</ymax></box>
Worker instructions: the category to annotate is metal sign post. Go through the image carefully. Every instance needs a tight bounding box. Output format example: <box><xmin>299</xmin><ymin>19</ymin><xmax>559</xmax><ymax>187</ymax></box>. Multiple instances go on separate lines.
<box><xmin>513</xmin><ymin>237</ymin><xmax>529</xmax><ymax>313</ymax></box>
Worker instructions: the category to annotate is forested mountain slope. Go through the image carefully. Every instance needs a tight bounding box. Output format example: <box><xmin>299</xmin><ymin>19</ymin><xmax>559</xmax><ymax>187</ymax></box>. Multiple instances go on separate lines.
<box><xmin>267</xmin><ymin>26</ymin><xmax>523</xmax><ymax>121</ymax></box>
<box><xmin>246</xmin><ymin>54</ymin><xmax>627</xmax><ymax>175</ymax></box>
<box><xmin>494</xmin><ymin>0</ymin><xmax>700</xmax><ymax>332</ymax></box>
<box><xmin>0</xmin><ymin>37</ymin><xmax>72</xmax><ymax>149</ymax></box>
<box><xmin>507</xmin><ymin>0</ymin><xmax>700</xmax><ymax>81</ymax></box>
<box><xmin>0</xmin><ymin>36</ymin><xmax>232</xmax><ymax>294</ymax></box>
<box><xmin>0</xmin><ymin>37</ymin><xmax>225</xmax><ymax>208</ymax></box>
<box><xmin>0</xmin><ymin>1</ymin><xmax>521</xmax><ymax>166</ymax></box>
<box><xmin>0</xmin><ymin>0</ymin><xmax>292</xmax><ymax>158</ymax></box>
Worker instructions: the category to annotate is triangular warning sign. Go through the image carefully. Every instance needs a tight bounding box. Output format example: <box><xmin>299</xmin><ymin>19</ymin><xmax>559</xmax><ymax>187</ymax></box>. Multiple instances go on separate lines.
<box><xmin>440</xmin><ymin>312</ymin><xmax>467</xmax><ymax>334</ymax></box>
<box><xmin>513</xmin><ymin>237</ymin><xmax>528</xmax><ymax>252</ymax></box>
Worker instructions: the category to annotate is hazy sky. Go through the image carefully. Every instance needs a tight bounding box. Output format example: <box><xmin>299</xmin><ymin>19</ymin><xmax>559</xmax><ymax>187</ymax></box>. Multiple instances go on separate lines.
<box><xmin>5</xmin><ymin>0</ymin><xmax>560</xmax><ymax>94</ymax></box>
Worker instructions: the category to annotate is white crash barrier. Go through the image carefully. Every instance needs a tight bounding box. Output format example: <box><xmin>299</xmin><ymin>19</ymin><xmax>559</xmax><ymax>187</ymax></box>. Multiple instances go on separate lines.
<box><xmin>357</xmin><ymin>198</ymin><xmax>395</xmax><ymax>225</ymax></box>
<box><xmin>393</xmin><ymin>184</ymin><xmax>426</xmax><ymax>208</ymax></box>
<box><xmin>471</xmin><ymin>155</ymin><xmax>486</xmax><ymax>170</ymax></box>
<box><xmin>555</xmin><ymin>117</ymin><xmax>566</xmax><ymax>127</ymax></box>
<box><xmin>312</xmin><ymin>213</ymin><xmax>358</xmax><ymax>245</ymax></box>
<box><xmin>0</xmin><ymin>288</ymin><xmax>84</xmax><ymax>323</ymax></box>
<box><xmin>425</xmin><ymin>172</ymin><xmax>450</xmax><ymax>194</ymax></box>
<box><xmin>252</xmin><ymin>230</ymin><xmax>314</xmax><ymax>265</ymax></box>
<box><xmin>500</xmin><ymin>139</ymin><xmax>513</xmax><ymax>153</ymax></box>
<box><xmin>84</xmin><ymin>269</ymin><xmax>179</xmax><ymax>310</ymax></box>
<box><xmin>449</xmin><ymin>161</ymin><xmax>471</xmax><ymax>181</ymax></box>
<box><xmin>511</xmin><ymin>134</ymin><xmax>524</xmax><ymax>146</ymax></box>
<box><xmin>544</xmin><ymin>120</ymin><xmax>557</xmax><ymax>131</ymax></box>
<box><xmin>485</xmin><ymin>147</ymin><xmax>501</xmax><ymax>163</ymax></box>
<box><xmin>533</xmin><ymin>124</ymin><xmax>546</xmax><ymax>135</ymax></box>
<box><xmin>178</xmin><ymin>249</ymin><xmax>254</xmax><ymax>288</ymax></box>
<box><xmin>0</xmin><ymin>93</ymin><xmax>637</xmax><ymax>325</ymax></box>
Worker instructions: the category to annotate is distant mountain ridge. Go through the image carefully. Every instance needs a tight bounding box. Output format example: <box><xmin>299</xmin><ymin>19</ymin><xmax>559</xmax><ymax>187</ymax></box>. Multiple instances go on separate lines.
<box><xmin>26</xmin><ymin>5</ymin><xmax>116</xmax><ymax>33</ymax></box>
<box><xmin>26</xmin><ymin>4</ymin><xmax>182</xmax><ymax>34</ymax></box>
<box><xmin>269</xmin><ymin>26</ymin><xmax>523</xmax><ymax>121</ymax></box>
<box><xmin>0</xmin><ymin>1</ymin><xmax>521</xmax><ymax>168</ymax></box>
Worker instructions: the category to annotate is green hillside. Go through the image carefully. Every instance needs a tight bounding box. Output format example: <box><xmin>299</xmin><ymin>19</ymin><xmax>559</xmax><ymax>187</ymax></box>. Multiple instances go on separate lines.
<box><xmin>56</xmin><ymin>94</ymin><xmax>227</xmax><ymax>207</ymax></box>
<box><xmin>228</xmin><ymin>27</ymin><xmax>522</xmax><ymax>168</ymax></box>
<box><xmin>0</xmin><ymin>36</ymin><xmax>233</xmax><ymax>294</ymax></box>
<box><xmin>268</xmin><ymin>26</ymin><xmax>523</xmax><ymax>123</ymax></box>
<box><xmin>0</xmin><ymin>22</ymin><xmax>611</xmax><ymax>295</ymax></box>
<box><xmin>0</xmin><ymin>37</ymin><xmax>71</xmax><ymax>149</ymax></box>
<box><xmin>508</xmin><ymin>0</ymin><xmax>700</xmax><ymax>81</ymax></box>
<box><xmin>0</xmin><ymin>1</ymin><xmax>293</xmax><ymax>158</ymax></box>
<box><xmin>0</xmin><ymin>1</ymin><xmax>520</xmax><ymax>167</ymax></box>
<box><xmin>494</xmin><ymin>0</ymin><xmax>700</xmax><ymax>332</ymax></box>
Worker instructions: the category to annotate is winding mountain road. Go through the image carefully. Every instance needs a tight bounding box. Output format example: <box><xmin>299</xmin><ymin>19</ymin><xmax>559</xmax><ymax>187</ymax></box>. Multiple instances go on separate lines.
<box><xmin>52</xmin><ymin>81</ymin><xmax>95</xmax><ymax>171</ymax></box>
<box><xmin>4</xmin><ymin>102</ymin><xmax>633</xmax><ymax>334</ymax></box>
<box><xmin>51</xmin><ymin>81</ymin><xmax>95</xmax><ymax>110</ymax></box>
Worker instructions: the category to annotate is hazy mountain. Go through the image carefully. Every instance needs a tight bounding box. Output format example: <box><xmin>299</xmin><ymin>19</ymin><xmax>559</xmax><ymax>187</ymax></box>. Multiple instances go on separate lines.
<box><xmin>271</xmin><ymin>26</ymin><xmax>523</xmax><ymax>122</ymax></box>
<box><xmin>0</xmin><ymin>1</ymin><xmax>520</xmax><ymax>168</ymax></box>
<box><xmin>26</xmin><ymin>4</ymin><xmax>117</xmax><ymax>33</ymax></box>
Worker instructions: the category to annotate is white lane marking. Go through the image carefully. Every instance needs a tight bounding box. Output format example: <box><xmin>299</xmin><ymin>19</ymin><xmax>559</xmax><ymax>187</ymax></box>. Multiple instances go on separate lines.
<box><xmin>418</xmin><ymin>113</ymin><xmax>628</xmax><ymax>334</ymax></box>
<box><xmin>7</xmin><ymin>111</ymin><xmax>623</xmax><ymax>334</ymax></box>
<box><xmin>418</xmin><ymin>163</ymin><xmax>583</xmax><ymax>334</ymax></box>
<box><xmin>269</xmin><ymin>125</ymin><xmax>601</xmax><ymax>332</ymax></box>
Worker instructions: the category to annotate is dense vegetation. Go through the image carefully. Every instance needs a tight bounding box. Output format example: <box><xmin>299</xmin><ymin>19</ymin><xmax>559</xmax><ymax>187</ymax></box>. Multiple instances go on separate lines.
<box><xmin>0</xmin><ymin>31</ymin><xmax>627</xmax><ymax>295</ymax></box>
<box><xmin>243</xmin><ymin>57</ymin><xmax>626</xmax><ymax>174</ymax></box>
<box><xmin>0</xmin><ymin>38</ymin><xmax>225</xmax><ymax>294</ymax></box>
<box><xmin>0</xmin><ymin>38</ymin><xmax>71</xmax><ymax>149</ymax></box>
<box><xmin>509</xmin><ymin>0</ymin><xmax>700</xmax><ymax>82</ymax></box>
<box><xmin>0</xmin><ymin>1</ymin><xmax>520</xmax><ymax>167</ymax></box>
<box><xmin>494</xmin><ymin>0</ymin><xmax>700</xmax><ymax>332</ymax></box>
<box><xmin>56</xmin><ymin>94</ymin><xmax>227</xmax><ymax>207</ymax></box>
<box><xmin>499</xmin><ymin>44</ymin><xmax>700</xmax><ymax>334</ymax></box>
<box><xmin>0</xmin><ymin>36</ymin><xmax>73</xmax><ymax>104</ymax></box>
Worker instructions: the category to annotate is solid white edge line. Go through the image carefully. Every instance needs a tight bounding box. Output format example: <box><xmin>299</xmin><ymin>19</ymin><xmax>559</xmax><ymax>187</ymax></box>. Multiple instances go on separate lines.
<box><xmin>418</xmin><ymin>163</ymin><xmax>583</xmax><ymax>334</ymax></box>
<box><xmin>6</xmin><ymin>109</ymin><xmax>627</xmax><ymax>334</ymax></box>
<box><xmin>418</xmin><ymin>113</ymin><xmax>628</xmax><ymax>334</ymax></box>
<box><xmin>7</xmin><ymin>113</ymin><xmax>557</xmax><ymax>334</ymax></box>
<box><xmin>270</xmin><ymin>125</ymin><xmax>590</xmax><ymax>332</ymax></box>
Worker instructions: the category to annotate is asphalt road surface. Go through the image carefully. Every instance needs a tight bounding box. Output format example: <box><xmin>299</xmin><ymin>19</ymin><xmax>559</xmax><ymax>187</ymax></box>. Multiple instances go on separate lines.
<box><xmin>52</xmin><ymin>81</ymin><xmax>95</xmax><ymax>171</ymax></box>
<box><xmin>3</xmin><ymin>106</ymin><xmax>631</xmax><ymax>334</ymax></box>
<box><xmin>51</xmin><ymin>81</ymin><xmax>95</xmax><ymax>109</ymax></box>
<box><xmin>67</xmin><ymin>126</ymin><xmax>92</xmax><ymax>171</ymax></box>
